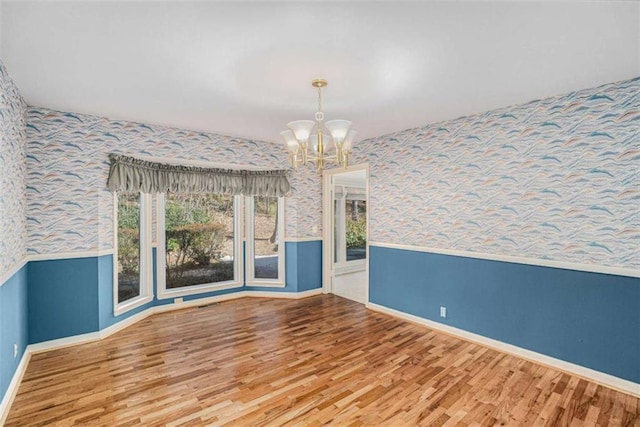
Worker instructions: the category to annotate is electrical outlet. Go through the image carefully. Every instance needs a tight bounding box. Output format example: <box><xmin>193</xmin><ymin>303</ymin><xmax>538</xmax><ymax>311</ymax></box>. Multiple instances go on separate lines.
<box><xmin>14</xmin><ymin>343</ymin><xmax>18</xmax><ymax>358</ymax></box>
<box><xmin>440</xmin><ymin>307</ymin><xmax>447</xmax><ymax>318</ymax></box>
<box><xmin>174</xmin><ymin>297</ymin><xmax>184</xmax><ymax>304</ymax></box>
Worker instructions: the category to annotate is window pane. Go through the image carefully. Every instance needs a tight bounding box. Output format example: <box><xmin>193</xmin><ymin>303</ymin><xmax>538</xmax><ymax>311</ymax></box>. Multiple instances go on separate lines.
<box><xmin>117</xmin><ymin>192</ymin><xmax>141</xmax><ymax>303</ymax></box>
<box><xmin>334</xmin><ymin>199</ymin><xmax>339</xmax><ymax>263</ymax></box>
<box><xmin>253</xmin><ymin>197</ymin><xmax>279</xmax><ymax>280</ymax></box>
<box><xmin>346</xmin><ymin>199</ymin><xmax>366</xmax><ymax>261</ymax></box>
<box><xmin>165</xmin><ymin>193</ymin><xmax>235</xmax><ymax>288</ymax></box>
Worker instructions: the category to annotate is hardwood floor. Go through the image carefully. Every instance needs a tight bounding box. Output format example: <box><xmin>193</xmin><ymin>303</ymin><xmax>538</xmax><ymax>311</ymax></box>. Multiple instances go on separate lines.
<box><xmin>6</xmin><ymin>295</ymin><xmax>639</xmax><ymax>426</ymax></box>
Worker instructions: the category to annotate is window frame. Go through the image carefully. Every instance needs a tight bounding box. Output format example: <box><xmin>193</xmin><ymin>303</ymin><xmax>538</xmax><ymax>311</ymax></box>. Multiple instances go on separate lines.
<box><xmin>156</xmin><ymin>193</ymin><xmax>244</xmax><ymax>299</ymax></box>
<box><xmin>333</xmin><ymin>188</ymin><xmax>367</xmax><ymax>275</ymax></box>
<box><xmin>245</xmin><ymin>196</ymin><xmax>286</xmax><ymax>287</ymax></box>
<box><xmin>113</xmin><ymin>192</ymin><xmax>153</xmax><ymax>316</ymax></box>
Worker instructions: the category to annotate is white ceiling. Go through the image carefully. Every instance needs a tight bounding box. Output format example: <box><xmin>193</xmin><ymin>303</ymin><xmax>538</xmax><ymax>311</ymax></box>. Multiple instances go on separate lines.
<box><xmin>2</xmin><ymin>1</ymin><xmax>638</xmax><ymax>144</ymax></box>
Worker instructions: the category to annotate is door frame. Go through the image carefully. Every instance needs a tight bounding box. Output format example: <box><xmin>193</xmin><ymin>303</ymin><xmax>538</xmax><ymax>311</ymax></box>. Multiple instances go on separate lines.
<box><xmin>322</xmin><ymin>163</ymin><xmax>370</xmax><ymax>304</ymax></box>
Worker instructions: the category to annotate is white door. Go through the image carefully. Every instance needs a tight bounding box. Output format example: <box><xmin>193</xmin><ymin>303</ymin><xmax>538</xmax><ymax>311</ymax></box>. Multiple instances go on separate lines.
<box><xmin>323</xmin><ymin>167</ymin><xmax>369</xmax><ymax>304</ymax></box>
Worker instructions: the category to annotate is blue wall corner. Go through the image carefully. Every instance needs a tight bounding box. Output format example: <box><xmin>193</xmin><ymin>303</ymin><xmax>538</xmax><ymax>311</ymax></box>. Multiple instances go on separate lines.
<box><xmin>28</xmin><ymin>257</ymin><xmax>100</xmax><ymax>343</ymax></box>
<box><xmin>369</xmin><ymin>245</ymin><xmax>640</xmax><ymax>384</ymax></box>
<box><xmin>285</xmin><ymin>242</ymin><xmax>299</xmax><ymax>292</ymax></box>
<box><xmin>293</xmin><ymin>240</ymin><xmax>323</xmax><ymax>292</ymax></box>
<box><xmin>0</xmin><ymin>265</ymin><xmax>29</xmax><ymax>401</ymax></box>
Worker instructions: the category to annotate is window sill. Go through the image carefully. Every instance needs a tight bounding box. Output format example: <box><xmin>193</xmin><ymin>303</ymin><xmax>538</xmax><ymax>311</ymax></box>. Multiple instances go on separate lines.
<box><xmin>114</xmin><ymin>295</ymin><xmax>153</xmax><ymax>316</ymax></box>
<box><xmin>157</xmin><ymin>281</ymin><xmax>243</xmax><ymax>299</ymax></box>
<box><xmin>246</xmin><ymin>281</ymin><xmax>286</xmax><ymax>288</ymax></box>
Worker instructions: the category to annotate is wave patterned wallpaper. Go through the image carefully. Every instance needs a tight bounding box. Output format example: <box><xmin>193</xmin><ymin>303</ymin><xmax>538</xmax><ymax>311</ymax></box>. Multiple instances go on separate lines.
<box><xmin>353</xmin><ymin>78</ymin><xmax>639</xmax><ymax>270</ymax></box>
<box><xmin>0</xmin><ymin>61</ymin><xmax>27</xmax><ymax>279</ymax></box>
<box><xmin>26</xmin><ymin>109</ymin><xmax>320</xmax><ymax>255</ymax></box>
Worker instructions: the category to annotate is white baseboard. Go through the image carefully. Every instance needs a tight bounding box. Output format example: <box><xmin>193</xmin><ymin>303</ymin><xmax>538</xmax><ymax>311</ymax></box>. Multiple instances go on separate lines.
<box><xmin>367</xmin><ymin>302</ymin><xmax>640</xmax><ymax>398</ymax></box>
<box><xmin>154</xmin><ymin>288</ymin><xmax>324</xmax><ymax>313</ymax></box>
<box><xmin>28</xmin><ymin>288</ymin><xmax>324</xmax><ymax>354</ymax></box>
<box><xmin>28</xmin><ymin>331</ymin><xmax>102</xmax><ymax>355</ymax></box>
<box><xmin>0</xmin><ymin>287</ymin><xmax>324</xmax><ymax>422</ymax></box>
<box><xmin>244</xmin><ymin>288</ymin><xmax>323</xmax><ymax>299</ymax></box>
<box><xmin>100</xmin><ymin>309</ymin><xmax>157</xmax><ymax>340</ymax></box>
<box><xmin>0</xmin><ymin>350</ymin><xmax>31</xmax><ymax>426</ymax></box>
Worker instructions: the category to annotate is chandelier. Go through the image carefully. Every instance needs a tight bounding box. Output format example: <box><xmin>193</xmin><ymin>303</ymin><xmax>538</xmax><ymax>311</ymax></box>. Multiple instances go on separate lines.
<box><xmin>281</xmin><ymin>79</ymin><xmax>357</xmax><ymax>171</ymax></box>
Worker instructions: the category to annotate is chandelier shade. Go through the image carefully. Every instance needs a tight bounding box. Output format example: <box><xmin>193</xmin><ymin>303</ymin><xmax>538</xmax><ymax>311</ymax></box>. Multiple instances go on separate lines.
<box><xmin>325</xmin><ymin>120</ymin><xmax>352</xmax><ymax>144</ymax></box>
<box><xmin>280</xmin><ymin>130</ymin><xmax>299</xmax><ymax>154</ymax></box>
<box><xmin>343</xmin><ymin>129</ymin><xmax>357</xmax><ymax>151</ymax></box>
<box><xmin>282</xmin><ymin>79</ymin><xmax>357</xmax><ymax>171</ymax></box>
<box><xmin>287</xmin><ymin>120</ymin><xmax>315</xmax><ymax>144</ymax></box>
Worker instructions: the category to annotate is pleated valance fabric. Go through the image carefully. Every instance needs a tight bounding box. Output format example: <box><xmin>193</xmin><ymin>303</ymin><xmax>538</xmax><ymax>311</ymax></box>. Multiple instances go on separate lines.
<box><xmin>107</xmin><ymin>154</ymin><xmax>291</xmax><ymax>197</ymax></box>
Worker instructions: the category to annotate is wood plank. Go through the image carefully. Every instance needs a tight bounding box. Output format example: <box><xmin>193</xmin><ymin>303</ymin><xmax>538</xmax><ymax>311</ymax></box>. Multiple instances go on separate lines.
<box><xmin>6</xmin><ymin>295</ymin><xmax>639</xmax><ymax>426</ymax></box>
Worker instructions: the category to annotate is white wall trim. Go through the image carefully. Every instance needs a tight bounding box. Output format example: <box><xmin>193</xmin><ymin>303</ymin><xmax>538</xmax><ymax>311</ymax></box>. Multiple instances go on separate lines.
<box><xmin>28</xmin><ymin>330</ymin><xmax>103</xmax><ymax>354</ymax></box>
<box><xmin>113</xmin><ymin>193</ymin><xmax>153</xmax><ymax>316</ymax></box>
<box><xmin>246</xmin><ymin>282</ymin><xmax>287</xmax><ymax>288</ymax></box>
<box><xmin>243</xmin><ymin>288</ymin><xmax>323</xmax><ymax>299</ymax></box>
<box><xmin>28</xmin><ymin>308</ymin><xmax>160</xmax><ymax>357</ymax></box>
<box><xmin>367</xmin><ymin>302</ymin><xmax>640</xmax><ymax>398</ymax></box>
<box><xmin>157</xmin><ymin>281</ymin><xmax>244</xmax><ymax>299</ymax></box>
<box><xmin>370</xmin><ymin>241</ymin><xmax>640</xmax><ymax>279</ymax></box>
<box><xmin>155</xmin><ymin>288</ymin><xmax>323</xmax><ymax>312</ymax></box>
<box><xmin>0</xmin><ymin>257</ymin><xmax>28</xmax><ymax>287</ymax></box>
<box><xmin>27</xmin><ymin>249</ymin><xmax>115</xmax><ymax>263</ymax></box>
<box><xmin>0</xmin><ymin>350</ymin><xmax>31</xmax><ymax>425</ymax></box>
<box><xmin>322</xmin><ymin>163</ymin><xmax>370</xmax><ymax>303</ymax></box>
<box><xmin>1</xmin><ymin>249</ymin><xmax>121</xmax><ymax>286</ymax></box>
<box><xmin>245</xmin><ymin>197</ymin><xmax>286</xmax><ymax>284</ymax></box>
<box><xmin>114</xmin><ymin>295</ymin><xmax>154</xmax><ymax>317</ymax></box>
<box><xmin>284</xmin><ymin>237</ymin><xmax>322</xmax><ymax>242</ymax></box>
<box><xmin>99</xmin><ymin>308</ymin><xmax>157</xmax><ymax>340</ymax></box>
<box><xmin>27</xmin><ymin>288</ymin><xmax>324</xmax><ymax>354</ymax></box>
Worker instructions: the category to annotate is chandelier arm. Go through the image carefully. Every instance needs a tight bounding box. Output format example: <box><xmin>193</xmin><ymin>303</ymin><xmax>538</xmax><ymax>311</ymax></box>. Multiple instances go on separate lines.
<box><xmin>306</xmin><ymin>154</ymin><xmax>338</xmax><ymax>161</ymax></box>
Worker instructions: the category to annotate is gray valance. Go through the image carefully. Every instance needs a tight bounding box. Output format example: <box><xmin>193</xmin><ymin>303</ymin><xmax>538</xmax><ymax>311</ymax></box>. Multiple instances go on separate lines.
<box><xmin>107</xmin><ymin>154</ymin><xmax>290</xmax><ymax>197</ymax></box>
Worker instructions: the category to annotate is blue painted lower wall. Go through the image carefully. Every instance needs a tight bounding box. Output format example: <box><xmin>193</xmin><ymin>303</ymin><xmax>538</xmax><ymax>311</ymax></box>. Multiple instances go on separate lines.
<box><xmin>369</xmin><ymin>245</ymin><xmax>640</xmax><ymax>384</ymax></box>
<box><xmin>282</xmin><ymin>240</ymin><xmax>323</xmax><ymax>292</ymax></box>
<box><xmin>3</xmin><ymin>240</ymin><xmax>639</xmax><ymax>407</ymax></box>
<box><xmin>0</xmin><ymin>265</ymin><xmax>29</xmax><ymax>404</ymax></box>
<box><xmin>26</xmin><ymin>240</ymin><xmax>323</xmax><ymax>345</ymax></box>
<box><xmin>28</xmin><ymin>257</ymin><xmax>100</xmax><ymax>344</ymax></box>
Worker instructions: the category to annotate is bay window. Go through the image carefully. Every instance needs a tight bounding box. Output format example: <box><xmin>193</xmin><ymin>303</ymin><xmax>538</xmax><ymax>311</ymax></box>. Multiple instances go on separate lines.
<box><xmin>116</xmin><ymin>192</ymin><xmax>285</xmax><ymax>303</ymax></box>
<box><xmin>245</xmin><ymin>196</ymin><xmax>285</xmax><ymax>286</ymax></box>
<box><xmin>114</xmin><ymin>192</ymin><xmax>152</xmax><ymax>314</ymax></box>
<box><xmin>157</xmin><ymin>193</ymin><xmax>243</xmax><ymax>298</ymax></box>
